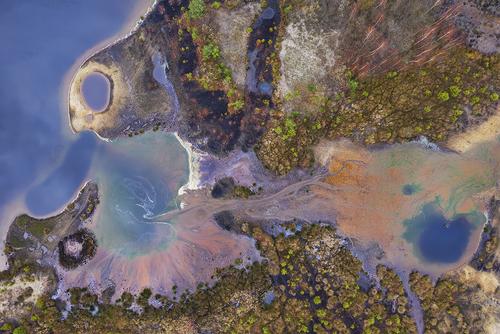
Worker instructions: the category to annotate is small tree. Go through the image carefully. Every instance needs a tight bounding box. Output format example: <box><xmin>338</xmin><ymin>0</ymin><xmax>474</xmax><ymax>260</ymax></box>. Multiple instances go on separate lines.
<box><xmin>437</xmin><ymin>91</ymin><xmax>449</xmax><ymax>102</ymax></box>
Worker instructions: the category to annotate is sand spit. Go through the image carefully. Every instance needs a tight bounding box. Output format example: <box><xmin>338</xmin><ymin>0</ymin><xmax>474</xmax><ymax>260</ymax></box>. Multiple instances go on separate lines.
<box><xmin>175</xmin><ymin>133</ymin><xmax>204</xmax><ymax>196</ymax></box>
<box><xmin>61</xmin><ymin>0</ymin><xmax>156</xmax><ymax>138</ymax></box>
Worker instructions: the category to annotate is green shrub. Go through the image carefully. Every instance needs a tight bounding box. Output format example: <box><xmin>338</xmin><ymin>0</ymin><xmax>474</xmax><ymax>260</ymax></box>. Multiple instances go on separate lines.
<box><xmin>229</xmin><ymin>99</ymin><xmax>244</xmax><ymax>110</ymax></box>
<box><xmin>202</xmin><ymin>43</ymin><xmax>220</xmax><ymax>60</ymax></box>
<box><xmin>284</xmin><ymin>118</ymin><xmax>297</xmax><ymax>138</ymax></box>
<box><xmin>188</xmin><ymin>0</ymin><xmax>205</xmax><ymax>19</ymax></box>
<box><xmin>13</xmin><ymin>326</ymin><xmax>28</xmax><ymax>334</ymax></box>
<box><xmin>386</xmin><ymin>71</ymin><xmax>398</xmax><ymax>79</ymax></box>
<box><xmin>470</xmin><ymin>96</ymin><xmax>480</xmax><ymax>105</ymax></box>
<box><xmin>449</xmin><ymin>85</ymin><xmax>461</xmax><ymax>97</ymax></box>
<box><xmin>437</xmin><ymin>91</ymin><xmax>449</xmax><ymax>102</ymax></box>
<box><xmin>0</xmin><ymin>323</ymin><xmax>13</xmax><ymax>331</ymax></box>
<box><xmin>348</xmin><ymin>78</ymin><xmax>358</xmax><ymax>92</ymax></box>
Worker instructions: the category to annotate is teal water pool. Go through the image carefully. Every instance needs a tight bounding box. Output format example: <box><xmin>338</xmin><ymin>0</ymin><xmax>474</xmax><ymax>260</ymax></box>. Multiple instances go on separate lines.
<box><xmin>90</xmin><ymin>131</ymin><xmax>189</xmax><ymax>258</ymax></box>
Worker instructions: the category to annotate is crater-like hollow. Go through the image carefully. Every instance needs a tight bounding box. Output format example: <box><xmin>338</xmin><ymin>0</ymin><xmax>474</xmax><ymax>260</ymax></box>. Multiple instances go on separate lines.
<box><xmin>80</xmin><ymin>72</ymin><xmax>110</xmax><ymax>112</ymax></box>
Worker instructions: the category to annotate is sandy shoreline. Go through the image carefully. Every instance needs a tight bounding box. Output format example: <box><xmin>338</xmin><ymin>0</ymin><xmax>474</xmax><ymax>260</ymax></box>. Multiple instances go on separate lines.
<box><xmin>175</xmin><ymin>133</ymin><xmax>205</xmax><ymax>196</ymax></box>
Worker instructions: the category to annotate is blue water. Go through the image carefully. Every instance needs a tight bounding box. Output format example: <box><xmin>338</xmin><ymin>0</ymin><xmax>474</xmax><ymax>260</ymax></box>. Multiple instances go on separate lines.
<box><xmin>258</xmin><ymin>82</ymin><xmax>273</xmax><ymax>96</ymax></box>
<box><xmin>81</xmin><ymin>72</ymin><xmax>110</xmax><ymax>111</ymax></box>
<box><xmin>26</xmin><ymin>132</ymin><xmax>97</xmax><ymax>216</ymax></box>
<box><xmin>0</xmin><ymin>0</ymin><xmax>143</xmax><ymax>218</ymax></box>
<box><xmin>403</xmin><ymin>203</ymin><xmax>479</xmax><ymax>263</ymax></box>
<box><xmin>0</xmin><ymin>0</ymin><xmax>194</xmax><ymax>272</ymax></box>
<box><xmin>402</xmin><ymin>183</ymin><xmax>421</xmax><ymax>195</ymax></box>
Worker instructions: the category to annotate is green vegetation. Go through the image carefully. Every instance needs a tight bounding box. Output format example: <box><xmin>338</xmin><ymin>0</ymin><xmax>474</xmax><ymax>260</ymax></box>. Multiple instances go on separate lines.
<box><xmin>13</xmin><ymin>214</ymin><xmax>57</xmax><ymax>240</ymax></box>
<box><xmin>228</xmin><ymin>99</ymin><xmax>245</xmax><ymax>110</ymax></box>
<box><xmin>449</xmin><ymin>85</ymin><xmax>461</xmax><ymax>98</ymax></box>
<box><xmin>12</xmin><ymin>326</ymin><xmax>28</xmax><ymax>334</ymax></box>
<box><xmin>409</xmin><ymin>271</ymin><xmax>485</xmax><ymax>333</ymax></box>
<box><xmin>188</xmin><ymin>0</ymin><xmax>205</xmax><ymax>19</ymax></box>
<box><xmin>2</xmin><ymin>225</ymin><xmax>419</xmax><ymax>333</ymax></box>
<box><xmin>283</xmin><ymin>117</ymin><xmax>297</xmax><ymax>139</ymax></box>
<box><xmin>232</xmin><ymin>185</ymin><xmax>254</xmax><ymax>199</ymax></box>
<box><xmin>347</xmin><ymin>75</ymin><xmax>359</xmax><ymax>93</ymax></box>
<box><xmin>437</xmin><ymin>91</ymin><xmax>450</xmax><ymax>102</ymax></box>
<box><xmin>178</xmin><ymin>10</ymin><xmax>245</xmax><ymax>114</ymax></box>
<box><xmin>256</xmin><ymin>47</ymin><xmax>500</xmax><ymax>174</ymax></box>
<box><xmin>0</xmin><ymin>323</ymin><xmax>13</xmax><ymax>331</ymax></box>
<box><xmin>202</xmin><ymin>43</ymin><xmax>220</xmax><ymax>60</ymax></box>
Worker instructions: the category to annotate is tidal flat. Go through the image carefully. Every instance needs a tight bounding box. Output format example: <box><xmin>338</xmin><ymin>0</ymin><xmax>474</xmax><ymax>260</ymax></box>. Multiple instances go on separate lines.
<box><xmin>59</xmin><ymin>132</ymin><xmax>259</xmax><ymax>297</ymax></box>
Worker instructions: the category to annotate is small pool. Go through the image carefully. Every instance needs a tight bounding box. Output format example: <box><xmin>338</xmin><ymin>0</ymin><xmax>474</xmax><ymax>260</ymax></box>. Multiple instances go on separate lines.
<box><xmin>258</xmin><ymin>82</ymin><xmax>273</xmax><ymax>96</ymax></box>
<box><xmin>402</xmin><ymin>183</ymin><xmax>421</xmax><ymax>195</ymax></box>
<box><xmin>81</xmin><ymin>72</ymin><xmax>110</xmax><ymax>112</ymax></box>
<box><xmin>403</xmin><ymin>202</ymin><xmax>482</xmax><ymax>263</ymax></box>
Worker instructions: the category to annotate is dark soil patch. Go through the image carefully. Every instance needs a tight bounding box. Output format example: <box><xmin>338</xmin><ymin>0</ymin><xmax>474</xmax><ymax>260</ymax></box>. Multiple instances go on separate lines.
<box><xmin>58</xmin><ymin>228</ymin><xmax>97</xmax><ymax>270</ymax></box>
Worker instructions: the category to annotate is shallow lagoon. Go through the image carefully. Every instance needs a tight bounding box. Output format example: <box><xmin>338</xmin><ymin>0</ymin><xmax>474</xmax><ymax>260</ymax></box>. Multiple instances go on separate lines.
<box><xmin>60</xmin><ymin>131</ymin><xmax>259</xmax><ymax>296</ymax></box>
<box><xmin>90</xmin><ymin>132</ymin><xmax>189</xmax><ymax>258</ymax></box>
<box><xmin>318</xmin><ymin>139</ymin><xmax>496</xmax><ymax>274</ymax></box>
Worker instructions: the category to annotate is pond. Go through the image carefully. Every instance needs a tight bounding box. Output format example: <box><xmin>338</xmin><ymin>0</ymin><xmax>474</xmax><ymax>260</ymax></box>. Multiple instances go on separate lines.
<box><xmin>402</xmin><ymin>183</ymin><xmax>421</xmax><ymax>195</ymax></box>
<box><xmin>81</xmin><ymin>72</ymin><xmax>110</xmax><ymax>112</ymax></box>
<box><xmin>403</xmin><ymin>202</ymin><xmax>483</xmax><ymax>263</ymax></box>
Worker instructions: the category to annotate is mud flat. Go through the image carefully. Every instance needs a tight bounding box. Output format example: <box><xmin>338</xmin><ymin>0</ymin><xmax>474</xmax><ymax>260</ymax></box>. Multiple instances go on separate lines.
<box><xmin>313</xmin><ymin>138</ymin><xmax>497</xmax><ymax>276</ymax></box>
<box><xmin>147</xmin><ymin>133</ymin><xmax>494</xmax><ymax>278</ymax></box>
